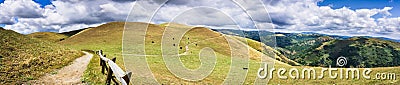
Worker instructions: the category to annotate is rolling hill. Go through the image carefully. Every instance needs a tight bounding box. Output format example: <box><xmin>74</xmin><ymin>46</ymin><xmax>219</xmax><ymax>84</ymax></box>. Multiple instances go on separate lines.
<box><xmin>59</xmin><ymin>22</ymin><xmax>126</xmax><ymax>84</ymax></box>
<box><xmin>213</xmin><ymin>29</ymin><xmax>400</xmax><ymax>68</ymax></box>
<box><xmin>294</xmin><ymin>37</ymin><xmax>400</xmax><ymax>67</ymax></box>
<box><xmin>27</xmin><ymin>27</ymin><xmax>89</xmax><ymax>43</ymax></box>
<box><xmin>57</xmin><ymin>22</ymin><xmax>400</xmax><ymax>84</ymax></box>
<box><xmin>59</xmin><ymin>22</ymin><xmax>291</xmax><ymax>84</ymax></box>
<box><xmin>0</xmin><ymin>27</ymin><xmax>83</xmax><ymax>84</ymax></box>
<box><xmin>27</xmin><ymin>32</ymin><xmax>68</xmax><ymax>42</ymax></box>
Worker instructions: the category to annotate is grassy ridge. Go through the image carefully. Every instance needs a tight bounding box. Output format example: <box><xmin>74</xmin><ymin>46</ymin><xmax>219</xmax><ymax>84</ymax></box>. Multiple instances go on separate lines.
<box><xmin>59</xmin><ymin>22</ymin><xmax>400</xmax><ymax>84</ymax></box>
<box><xmin>146</xmin><ymin>23</ymin><xmax>286</xmax><ymax>84</ymax></box>
<box><xmin>0</xmin><ymin>28</ymin><xmax>83</xmax><ymax>84</ymax></box>
<box><xmin>60</xmin><ymin>22</ymin><xmax>290</xmax><ymax>84</ymax></box>
<box><xmin>27</xmin><ymin>32</ymin><xmax>68</xmax><ymax>42</ymax></box>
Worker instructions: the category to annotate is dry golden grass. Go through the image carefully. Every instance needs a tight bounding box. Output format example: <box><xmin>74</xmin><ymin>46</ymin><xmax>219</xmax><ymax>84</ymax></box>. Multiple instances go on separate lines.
<box><xmin>0</xmin><ymin>28</ymin><xmax>83</xmax><ymax>84</ymax></box>
<box><xmin>27</xmin><ymin>32</ymin><xmax>68</xmax><ymax>43</ymax></box>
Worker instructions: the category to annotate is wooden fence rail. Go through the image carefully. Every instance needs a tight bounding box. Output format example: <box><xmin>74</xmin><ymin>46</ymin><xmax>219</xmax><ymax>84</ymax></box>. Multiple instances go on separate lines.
<box><xmin>97</xmin><ymin>50</ymin><xmax>132</xmax><ymax>85</ymax></box>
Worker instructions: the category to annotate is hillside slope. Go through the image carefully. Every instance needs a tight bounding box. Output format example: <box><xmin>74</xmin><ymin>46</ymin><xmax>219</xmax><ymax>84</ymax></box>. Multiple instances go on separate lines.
<box><xmin>295</xmin><ymin>37</ymin><xmax>400</xmax><ymax>67</ymax></box>
<box><xmin>27</xmin><ymin>32</ymin><xmax>68</xmax><ymax>42</ymax></box>
<box><xmin>214</xmin><ymin>29</ymin><xmax>400</xmax><ymax>68</ymax></box>
<box><xmin>0</xmin><ymin>28</ymin><xmax>83</xmax><ymax>84</ymax></box>
<box><xmin>58</xmin><ymin>22</ymin><xmax>400</xmax><ymax>84</ymax></box>
<box><xmin>60</xmin><ymin>22</ymin><xmax>290</xmax><ymax>84</ymax></box>
<box><xmin>59</xmin><ymin>22</ymin><xmax>129</xmax><ymax>84</ymax></box>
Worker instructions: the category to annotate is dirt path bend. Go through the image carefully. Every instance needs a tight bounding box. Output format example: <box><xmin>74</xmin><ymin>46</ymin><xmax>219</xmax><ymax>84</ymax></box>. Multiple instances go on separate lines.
<box><xmin>29</xmin><ymin>51</ymin><xmax>93</xmax><ymax>85</ymax></box>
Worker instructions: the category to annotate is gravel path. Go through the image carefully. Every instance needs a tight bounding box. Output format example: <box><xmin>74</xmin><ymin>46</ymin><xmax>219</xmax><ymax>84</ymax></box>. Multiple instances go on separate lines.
<box><xmin>28</xmin><ymin>51</ymin><xmax>93</xmax><ymax>85</ymax></box>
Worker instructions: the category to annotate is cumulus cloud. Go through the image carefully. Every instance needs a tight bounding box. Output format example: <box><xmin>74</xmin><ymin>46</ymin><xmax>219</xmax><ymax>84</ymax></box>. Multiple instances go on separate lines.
<box><xmin>1</xmin><ymin>0</ymin><xmax>134</xmax><ymax>34</ymax></box>
<box><xmin>261</xmin><ymin>0</ymin><xmax>399</xmax><ymax>39</ymax></box>
<box><xmin>149</xmin><ymin>0</ymin><xmax>256</xmax><ymax>29</ymax></box>
<box><xmin>0</xmin><ymin>0</ymin><xmax>42</xmax><ymax>25</ymax></box>
<box><xmin>51</xmin><ymin>0</ymin><xmax>133</xmax><ymax>24</ymax></box>
<box><xmin>0</xmin><ymin>0</ymin><xmax>44</xmax><ymax>19</ymax></box>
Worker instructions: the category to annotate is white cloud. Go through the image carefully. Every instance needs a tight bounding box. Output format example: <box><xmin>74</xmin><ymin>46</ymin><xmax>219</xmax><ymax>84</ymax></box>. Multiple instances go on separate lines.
<box><xmin>0</xmin><ymin>0</ymin><xmax>44</xmax><ymax>19</ymax></box>
<box><xmin>149</xmin><ymin>0</ymin><xmax>255</xmax><ymax>30</ymax></box>
<box><xmin>260</xmin><ymin>0</ymin><xmax>399</xmax><ymax>39</ymax></box>
<box><xmin>0</xmin><ymin>0</ymin><xmax>399</xmax><ymax>40</ymax></box>
<box><xmin>50</xmin><ymin>0</ymin><xmax>132</xmax><ymax>24</ymax></box>
<box><xmin>0</xmin><ymin>0</ymin><xmax>42</xmax><ymax>25</ymax></box>
<box><xmin>1</xmin><ymin>0</ymin><xmax>134</xmax><ymax>34</ymax></box>
<box><xmin>59</xmin><ymin>23</ymin><xmax>103</xmax><ymax>33</ymax></box>
<box><xmin>100</xmin><ymin>3</ymin><xmax>122</xmax><ymax>14</ymax></box>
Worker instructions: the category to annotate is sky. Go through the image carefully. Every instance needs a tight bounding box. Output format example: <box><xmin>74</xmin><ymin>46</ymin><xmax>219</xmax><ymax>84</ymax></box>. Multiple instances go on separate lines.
<box><xmin>0</xmin><ymin>0</ymin><xmax>399</xmax><ymax>39</ymax></box>
<box><xmin>318</xmin><ymin>0</ymin><xmax>400</xmax><ymax>18</ymax></box>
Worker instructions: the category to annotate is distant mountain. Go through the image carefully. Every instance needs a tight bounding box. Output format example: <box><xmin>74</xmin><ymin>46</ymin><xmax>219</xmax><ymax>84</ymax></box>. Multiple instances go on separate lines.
<box><xmin>293</xmin><ymin>37</ymin><xmax>400</xmax><ymax>67</ymax></box>
<box><xmin>212</xmin><ymin>29</ymin><xmax>342</xmax><ymax>47</ymax></box>
<box><xmin>300</xmin><ymin>32</ymin><xmax>400</xmax><ymax>42</ymax></box>
<box><xmin>214</xmin><ymin>29</ymin><xmax>400</xmax><ymax>43</ymax></box>
<box><xmin>213</xmin><ymin>29</ymin><xmax>400</xmax><ymax>67</ymax></box>
<box><xmin>374</xmin><ymin>37</ymin><xmax>400</xmax><ymax>43</ymax></box>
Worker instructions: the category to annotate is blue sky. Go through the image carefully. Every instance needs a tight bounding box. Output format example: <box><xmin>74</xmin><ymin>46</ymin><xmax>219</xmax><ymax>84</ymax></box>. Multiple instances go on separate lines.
<box><xmin>1</xmin><ymin>0</ymin><xmax>52</xmax><ymax>6</ymax></box>
<box><xmin>0</xmin><ymin>0</ymin><xmax>399</xmax><ymax>39</ymax></box>
<box><xmin>32</xmin><ymin>0</ymin><xmax>52</xmax><ymax>8</ymax></box>
<box><xmin>318</xmin><ymin>0</ymin><xmax>400</xmax><ymax>18</ymax></box>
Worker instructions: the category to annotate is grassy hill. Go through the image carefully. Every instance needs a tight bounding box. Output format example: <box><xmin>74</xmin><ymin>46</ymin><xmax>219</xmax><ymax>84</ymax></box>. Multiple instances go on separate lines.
<box><xmin>27</xmin><ymin>32</ymin><xmax>68</xmax><ymax>42</ymax></box>
<box><xmin>27</xmin><ymin>28</ymin><xmax>88</xmax><ymax>43</ymax></box>
<box><xmin>59</xmin><ymin>22</ymin><xmax>128</xmax><ymax>84</ymax></box>
<box><xmin>60</xmin><ymin>22</ymin><xmax>291</xmax><ymax>84</ymax></box>
<box><xmin>0</xmin><ymin>27</ymin><xmax>83</xmax><ymax>84</ymax></box>
<box><xmin>60</xmin><ymin>28</ymin><xmax>88</xmax><ymax>37</ymax></box>
<box><xmin>59</xmin><ymin>22</ymin><xmax>400</xmax><ymax>84</ymax></box>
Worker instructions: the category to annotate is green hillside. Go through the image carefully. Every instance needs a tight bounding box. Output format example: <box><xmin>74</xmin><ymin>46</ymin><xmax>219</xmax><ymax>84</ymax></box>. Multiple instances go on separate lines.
<box><xmin>27</xmin><ymin>32</ymin><xmax>68</xmax><ymax>42</ymax></box>
<box><xmin>293</xmin><ymin>37</ymin><xmax>400</xmax><ymax>67</ymax></box>
<box><xmin>0</xmin><ymin>27</ymin><xmax>83</xmax><ymax>84</ymax></box>
<box><xmin>215</xmin><ymin>29</ymin><xmax>400</xmax><ymax>68</ymax></box>
<box><xmin>59</xmin><ymin>22</ymin><xmax>132</xmax><ymax>84</ymax></box>
<box><xmin>60</xmin><ymin>22</ymin><xmax>290</xmax><ymax>84</ymax></box>
<box><xmin>27</xmin><ymin>28</ymin><xmax>88</xmax><ymax>43</ymax></box>
<box><xmin>59</xmin><ymin>22</ymin><xmax>400</xmax><ymax>84</ymax></box>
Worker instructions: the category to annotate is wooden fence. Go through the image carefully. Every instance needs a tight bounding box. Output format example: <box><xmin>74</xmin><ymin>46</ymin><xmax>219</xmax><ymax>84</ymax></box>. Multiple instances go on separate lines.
<box><xmin>97</xmin><ymin>50</ymin><xmax>132</xmax><ymax>85</ymax></box>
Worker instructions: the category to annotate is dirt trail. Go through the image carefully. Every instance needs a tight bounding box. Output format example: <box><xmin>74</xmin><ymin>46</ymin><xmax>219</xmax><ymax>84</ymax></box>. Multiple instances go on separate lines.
<box><xmin>28</xmin><ymin>51</ymin><xmax>93</xmax><ymax>84</ymax></box>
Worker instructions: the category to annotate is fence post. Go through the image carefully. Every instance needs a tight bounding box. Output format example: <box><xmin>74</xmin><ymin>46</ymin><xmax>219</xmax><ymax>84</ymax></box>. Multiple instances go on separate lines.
<box><xmin>101</xmin><ymin>55</ymin><xmax>107</xmax><ymax>74</ymax></box>
<box><xmin>106</xmin><ymin>57</ymin><xmax>117</xmax><ymax>85</ymax></box>
<box><xmin>99</xmin><ymin>50</ymin><xmax>131</xmax><ymax>85</ymax></box>
<box><xmin>123</xmin><ymin>72</ymin><xmax>132</xmax><ymax>85</ymax></box>
<box><xmin>97</xmin><ymin>50</ymin><xmax>107</xmax><ymax>74</ymax></box>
